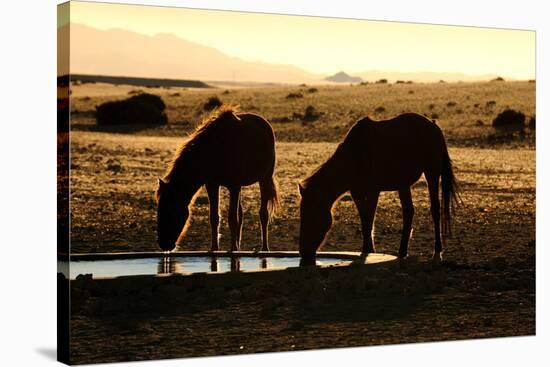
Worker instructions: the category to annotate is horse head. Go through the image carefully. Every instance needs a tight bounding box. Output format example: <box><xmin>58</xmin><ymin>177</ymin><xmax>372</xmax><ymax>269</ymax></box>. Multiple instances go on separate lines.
<box><xmin>298</xmin><ymin>183</ymin><xmax>334</xmax><ymax>265</ymax></box>
<box><xmin>156</xmin><ymin>178</ymin><xmax>190</xmax><ymax>251</ymax></box>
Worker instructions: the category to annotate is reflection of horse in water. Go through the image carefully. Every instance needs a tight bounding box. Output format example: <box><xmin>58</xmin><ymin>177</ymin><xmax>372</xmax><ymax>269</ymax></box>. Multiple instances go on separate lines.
<box><xmin>210</xmin><ymin>257</ymin><xmax>241</xmax><ymax>272</ymax></box>
<box><xmin>299</xmin><ymin>113</ymin><xmax>460</xmax><ymax>265</ymax></box>
<box><xmin>157</xmin><ymin>256</ymin><xmax>179</xmax><ymax>274</ymax></box>
<box><xmin>156</xmin><ymin>106</ymin><xmax>279</xmax><ymax>252</ymax></box>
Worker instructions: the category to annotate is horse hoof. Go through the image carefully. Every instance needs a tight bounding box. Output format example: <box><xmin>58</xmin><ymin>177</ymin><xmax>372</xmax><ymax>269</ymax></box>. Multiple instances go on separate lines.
<box><xmin>432</xmin><ymin>252</ymin><xmax>443</xmax><ymax>263</ymax></box>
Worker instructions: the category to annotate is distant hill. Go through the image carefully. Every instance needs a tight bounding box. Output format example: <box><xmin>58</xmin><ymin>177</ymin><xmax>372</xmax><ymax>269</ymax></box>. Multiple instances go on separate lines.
<box><xmin>324</xmin><ymin>71</ymin><xmax>363</xmax><ymax>83</ymax></box>
<box><xmin>70</xmin><ymin>74</ymin><xmax>211</xmax><ymax>88</ymax></box>
<box><xmin>66</xmin><ymin>23</ymin><xmax>321</xmax><ymax>84</ymax></box>
<box><xmin>355</xmin><ymin>70</ymin><xmax>500</xmax><ymax>83</ymax></box>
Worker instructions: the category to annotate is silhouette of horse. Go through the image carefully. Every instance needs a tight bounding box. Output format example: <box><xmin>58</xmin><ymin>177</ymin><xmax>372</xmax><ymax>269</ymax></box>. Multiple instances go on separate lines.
<box><xmin>298</xmin><ymin>113</ymin><xmax>459</xmax><ymax>265</ymax></box>
<box><xmin>156</xmin><ymin>105</ymin><xmax>279</xmax><ymax>252</ymax></box>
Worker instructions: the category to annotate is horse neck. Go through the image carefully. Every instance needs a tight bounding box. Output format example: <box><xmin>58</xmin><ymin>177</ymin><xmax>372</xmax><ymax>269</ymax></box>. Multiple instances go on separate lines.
<box><xmin>167</xmin><ymin>163</ymin><xmax>203</xmax><ymax>204</ymax></box>
<box><xmin>309</xmin><ymin>148</ymin><xmax>352</xmax><ymax>206</ymax></box>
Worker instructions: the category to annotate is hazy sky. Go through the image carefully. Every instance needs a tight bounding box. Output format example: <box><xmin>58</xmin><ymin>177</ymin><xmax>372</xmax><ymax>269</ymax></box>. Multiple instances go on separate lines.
<box><xmin>69</xmin><ymin>1</ymin><xmax>535</xmax><ymax>79</ymax></box>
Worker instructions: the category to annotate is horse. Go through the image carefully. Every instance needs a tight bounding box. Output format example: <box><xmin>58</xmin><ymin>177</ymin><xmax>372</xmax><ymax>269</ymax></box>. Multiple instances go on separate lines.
<box><xmin>298</xmin><ymin>113</ymin><xmax>459</xmax><ymax>265</ymax></box>
<box><xmin>155</xmin><ymin>105</ymin><xmax>279</xmax><ymax>252</ymax></box>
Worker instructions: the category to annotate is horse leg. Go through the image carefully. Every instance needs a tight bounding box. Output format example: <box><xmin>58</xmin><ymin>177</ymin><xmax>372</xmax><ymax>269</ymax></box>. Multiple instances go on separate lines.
<box><xmin>228</xmin><ymin>186</ymin><xmax>241</xmax><ymax>252</ymax></box>
<box><xmin>206</xmin><ymin>184</ymin><xmax>220</xmax><ymax>251</ymax></box>
<box><xmin>352</xmin><ymin>190</ymin><xmax>379</xmax><ymax>254</ymax></box>
<box><xmin>398</xmin><ymin>187</ymin><xmax>415</xmax><ymax>258</ymax></box>
<box><xmin>259</xmin><ymin>181</ymin><xmax>270</xmax><ymax>252</ymax></box>
<box><xmin>426</xmin><ymin>172</ymin><xmax>442</xmax><ymax>260</ymax></box>
<box><xmin>237</xmin><ymin>198</ymin><xmax>244</xmax><ymax>249</ymax></box>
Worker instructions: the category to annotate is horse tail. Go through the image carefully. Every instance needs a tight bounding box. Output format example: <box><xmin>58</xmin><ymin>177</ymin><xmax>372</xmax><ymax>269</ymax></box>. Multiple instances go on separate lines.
<box><xmin>441</xmin><ymin>140</ymin><xmax>460</xmax><ymax>243</ymax></box>
<box><xmin>263</xmin><ymin>175</ymin><xmax>280</xmax><ymax>221</ymax></box>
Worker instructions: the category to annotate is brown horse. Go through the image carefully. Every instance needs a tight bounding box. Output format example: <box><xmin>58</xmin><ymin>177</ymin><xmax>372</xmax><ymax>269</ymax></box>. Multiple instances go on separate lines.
<box><xmin>156</xmin><ymin>105</ymin><xmax>279</xmax><ymax>252</ymax></box>
<box><xmin>298</xmin><ymin>113</ymin><xmax>459</xmax><ymax>265</ymax></box>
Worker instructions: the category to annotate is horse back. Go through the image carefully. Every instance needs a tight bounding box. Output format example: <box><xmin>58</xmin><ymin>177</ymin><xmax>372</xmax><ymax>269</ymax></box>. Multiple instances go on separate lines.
<box><xmin>352</xmin><ymin>113</ymin><xmax>446</xmax><ymax>190</ymax></box>
<box><xmin>205</xmin><ymin>113</ymin><xmax>276</xmax><ymax>186</ymax></box>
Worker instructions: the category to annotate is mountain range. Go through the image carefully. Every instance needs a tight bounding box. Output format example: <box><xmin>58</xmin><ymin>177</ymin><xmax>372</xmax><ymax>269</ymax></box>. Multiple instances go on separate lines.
<box><xmin>61</xmin><ymin>23</ymin><xmax>501</xmax><ymax>84</ymax></box>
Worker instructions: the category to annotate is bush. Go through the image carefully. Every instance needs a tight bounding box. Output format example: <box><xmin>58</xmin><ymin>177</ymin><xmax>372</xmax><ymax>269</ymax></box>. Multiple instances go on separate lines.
<box><xmin>529</xmin><ymin>115</ymin><xmax>536</xmax><ymax>129</ymax></box>
<box><xmin>96</xmin><ymin>93</ymin><xmax>167</xmax><ymax>126</ymax></box>
<box><xmin>446</xmin><ymin>101</ymin><xmax>457</xmax><ymax>107</ymax></box>
<box><xmin>307</xmin><ymin>88</ymin><xmax>318</xmax><ymax>93</ymax></box>
<box><xmin>303</xmin><ymin>105</ymin><xmax>321</xmax><ymax>122</ymax></box>
<box><xmin>376</xmin><ymin>79</ymin><xmax>388</xmax><ymax>84</ymax></box>
<box><xmin>395</xmin><ymin>80</ymin><xmax>405</xmax><ymax>84</ymax></box>
<box><xmin>491</xmin><ymin>76</ymin><xmax>505</xmax><ymax>82</ymax></box>
<box><xmin>374</xmin><ymin>106</ymin><xmax>386</xmax><ymax>113</ymax></box>
<box><xmin>286</xmin><ymin>92</ymin><xmax>303</xmax><ymax>99</ymax></box>
<box><xmin>492</xmin><ymin>109</ymin><xmax>526</xmax><ymax>129</ymax></box>
<box><xmin>203</xmin><ymin>96</ymin><xmax>223</xmax><ymax>111</ymax></box>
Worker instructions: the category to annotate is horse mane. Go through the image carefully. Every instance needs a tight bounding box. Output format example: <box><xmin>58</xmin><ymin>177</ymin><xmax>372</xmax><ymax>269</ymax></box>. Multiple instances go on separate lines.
<box><xmin>162</xmin><ymin>104</ymin><xmax>240</xmax><ymax>183</ymax></box>
<box><xmin>300</xmin><ymin>143</ymin><xmax>348</xmax><ymax>191</ymax></box>
<box><xmin>300</xmin><ymin>118</ymin><xmax>367</xmax><ymax>190</ymax></box>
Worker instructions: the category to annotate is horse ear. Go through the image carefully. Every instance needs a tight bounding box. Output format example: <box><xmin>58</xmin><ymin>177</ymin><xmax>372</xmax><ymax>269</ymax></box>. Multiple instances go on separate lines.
<box><xmin>298</xmin><ymin>183</ymin><xmax>305</xmax><ymax>196</ymax></box>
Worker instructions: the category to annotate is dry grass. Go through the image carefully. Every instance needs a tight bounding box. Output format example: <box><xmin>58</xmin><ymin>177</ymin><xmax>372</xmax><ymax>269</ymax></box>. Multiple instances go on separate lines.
<box><xmin>70</xmin><ymin>81</ymin><xmax>535</xmax><ymax>145</ymax></box>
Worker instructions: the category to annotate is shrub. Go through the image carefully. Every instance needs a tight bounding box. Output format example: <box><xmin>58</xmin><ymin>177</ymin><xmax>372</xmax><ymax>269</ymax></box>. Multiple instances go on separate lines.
<box><xmin>376</xmin><ymin>79</ymin><xmax>388</xmax><ymax>84</ymax></box>
<box><xmin>96</xmin><ymin>93</ymin><xmax>167</xmax><ymax>126</ymax></box>
<box><xmin>431</xmin><ymin>113</ymin><xmax>439</xmax><ymax>119</ymax></box>
<box><xmin>428</xmin><ymin>103</ymin><xmax>436</xmax><ymax>110</ymax></box>
<box><xmin>374</xmin><ymin>106</ymin><xmax>386</xmax><ymax>113</ymax></box>
<box><xmin>395</xmin><ymin>80</ymin><xmax>405</xmax><ymax>84</ymax></box>
<box><xmin>491</xmin><ymin>76</ymin><xmax>505</xmax><ymax>82</ymax></box>
<box><xmin>303</xmin><ymin>105</ymin><xmax>321</xmax><ymax>122</ymax></box>
<box><xmin>286</xmin><ymin>92</ymin><xmax>303</xmax><ymax>99</ymax></box>
<box><xmin>529</xmin><ymin>115</ymin><xmax>536</xmax><ymax>129</ymax></box>
<box><xmin>492</xmin><ymin>109</ymin><xmax>526</xmax><ymax>129</ymax></box>
<box><xmin>307</xmin><ymin>88</ymin><xmax>318</xmax><ymax>93</ymax></box>
<box><xmin>203</xmin><ymin>96</ymin><xmax>223</xmax><ymax>111</ymax></box>
<box><xmin>406</xmin><ymin>80</ymin><xmax>414</xmax><ymax>84</ymax></box>
<box><xmin>446</xmin><ymin>101</ymin><xmax>457</xmax><ymax>107</ymax></box>
<box><xmin>486</xmin><ymin>100</ymin><xmax>497</xmax><ymax>107</ymax></box>
<box><xmin>408</xmin><ymin>90</ymin><xmax>414</xmax><ymax>94</ymax></box>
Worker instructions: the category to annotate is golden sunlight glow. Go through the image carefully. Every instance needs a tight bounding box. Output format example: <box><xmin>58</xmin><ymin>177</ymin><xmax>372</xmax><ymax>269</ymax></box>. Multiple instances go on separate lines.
<box><xmin>69</xmin><ymin>1</ymin><xmax>535</xmax><ymax>80</ymax></box>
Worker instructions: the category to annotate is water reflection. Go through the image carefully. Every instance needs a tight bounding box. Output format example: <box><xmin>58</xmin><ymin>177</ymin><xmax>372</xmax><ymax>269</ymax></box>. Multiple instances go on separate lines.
<box><xmin>210</xmin><ymin>257</ymin><xmax>218</xmax><ymax>272</ymax></box>
<box><xmin>230</xmin><ymin>257</ymin><xmax>241</xmax><ymax>272</ymax></box>
<box><xmin>157</xmin><ymin>256</ymin><xmax>181</xmax><ymax>274</ymax></box>
<box><xmin>70</xmin><ymin>256</ymin><xmax>350</xmax><ymax>279</ymax></box>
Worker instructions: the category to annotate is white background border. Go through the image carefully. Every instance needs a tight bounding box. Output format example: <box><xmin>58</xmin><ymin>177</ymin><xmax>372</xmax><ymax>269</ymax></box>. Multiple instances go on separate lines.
<box><xmin>0</xmin><ymin>0</ymin><xmax>546</xmax><ymax>366</ymax></box>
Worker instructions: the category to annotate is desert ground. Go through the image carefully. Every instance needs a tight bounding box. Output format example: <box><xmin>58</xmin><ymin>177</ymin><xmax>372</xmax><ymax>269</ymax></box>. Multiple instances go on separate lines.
<box><xmin>65</xmin><ymin>80</ymin><xmax>535</xmax><ymax>364</ymax></box>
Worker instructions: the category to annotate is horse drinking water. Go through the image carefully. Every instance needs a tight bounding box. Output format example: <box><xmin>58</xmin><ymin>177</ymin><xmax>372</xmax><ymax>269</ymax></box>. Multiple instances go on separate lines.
<box><xmin>298</xmin><ymin>113</ymin><xmax>459</xmax><ymax>265</ymax></box>
<box><xmin>156</xmin><ymin>106</ymin><xmax>279</xmax><ymax>252</ymax></box>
